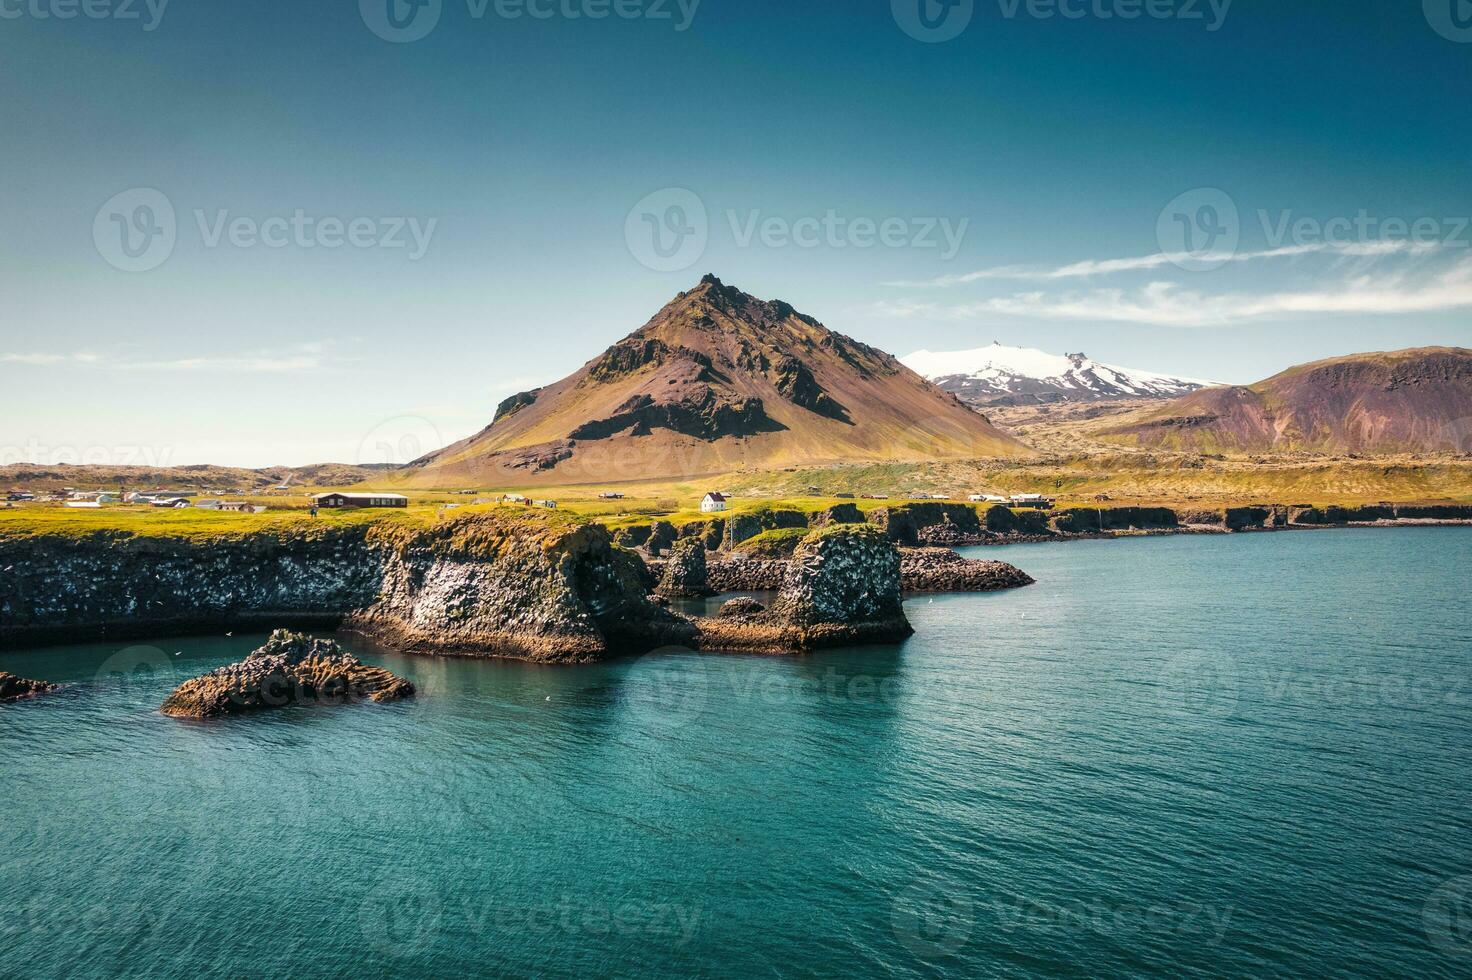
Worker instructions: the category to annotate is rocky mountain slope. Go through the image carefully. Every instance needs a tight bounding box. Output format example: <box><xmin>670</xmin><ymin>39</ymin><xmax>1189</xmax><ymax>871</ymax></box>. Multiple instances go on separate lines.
<box><xmin>1098</xmin><ymin>347</ymin><xmax>1472</xmax><ymax>454</ymax></box>
<box><xmin>400</xmin><ymin>276</ymin><xmax>1030</xmax><ymax>487</ymax></box>
<box><xmin>902</xmin><ymin>342</ymin><xmax>1214</xmax><ymax>407</ymax></box>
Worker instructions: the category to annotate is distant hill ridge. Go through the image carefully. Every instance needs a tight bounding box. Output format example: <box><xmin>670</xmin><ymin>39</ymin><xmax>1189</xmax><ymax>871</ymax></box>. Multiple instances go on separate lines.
<box><xmin>0</xmin><ymin>462</ymin><xmax>397</xmax><ymax>492</ymax></box>
<box><xmin>1099</xmin><ymin>347</ymin><xmax>1472</xmax><ymax>454</ymax></box>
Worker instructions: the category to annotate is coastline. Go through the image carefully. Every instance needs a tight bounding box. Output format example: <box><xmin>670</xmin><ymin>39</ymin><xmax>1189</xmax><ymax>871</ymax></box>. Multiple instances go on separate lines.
<box><xmin>961</xmin><ymin>516</ymin><xmax>1472</xmax><ymax>548</ymax></box>
<box><xmin>2</xmin><ymin>506</ymin><xmax>1467</xmax><ymax>656</ymax></box>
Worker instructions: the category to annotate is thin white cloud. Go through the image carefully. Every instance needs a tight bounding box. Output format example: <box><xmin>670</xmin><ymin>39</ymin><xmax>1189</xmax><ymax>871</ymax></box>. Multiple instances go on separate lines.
<box><xmin>1</xmin><ymin>350</ymin><xmax>324</xmax><ymax>373</ymax></box>
<box><xmin>113</xmin><ymin>355</ymin><xmax>322</xmax><ymax>373</ymax></box>
<box><xmin>885</xmin><ymin>240</ymin><xmax>1439</xmax><ymax>287</ymax></box>
<box><xmin>0</xmin><ymin>352</ymin><xmax>100</xmax><ymax>366</ymax></box>
<box><xmin>873</xmin><ymin>255</ymin><xmax>1472</xmax><ymax>327</ymax></box>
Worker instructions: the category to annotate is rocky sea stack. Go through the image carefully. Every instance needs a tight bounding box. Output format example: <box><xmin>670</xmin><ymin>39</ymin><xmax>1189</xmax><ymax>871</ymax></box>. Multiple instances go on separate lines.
<box><xmin>0</xmin><ymin>672</ymin><xmax>59</xmax><ymax>702</ymax></box>
<box><xmin>160</xmin><ymin>630</ymin><xmax>414</xmax><ymax>719</ymax></box>
<box><xmin>656</xmin><ymin>537</ymin><xmax>715</xmax><ymax>598</ymax></box>
<box><xmin>697</xmin><ymin>524</ymin><xmax>913</xmax><ymax>653</ymax></box>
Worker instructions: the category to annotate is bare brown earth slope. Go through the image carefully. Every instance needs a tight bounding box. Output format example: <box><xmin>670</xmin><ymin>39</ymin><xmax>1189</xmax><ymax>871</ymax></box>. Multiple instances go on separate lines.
<box><xmin>401</xmin><ymin>276</ymin><xmax>1031</xmax><ymax>488</ymax></box>
<box><xmin>1098</xmin><ymin>347</ymin><xmax>1472</xmax><ymax>455</ymax></box>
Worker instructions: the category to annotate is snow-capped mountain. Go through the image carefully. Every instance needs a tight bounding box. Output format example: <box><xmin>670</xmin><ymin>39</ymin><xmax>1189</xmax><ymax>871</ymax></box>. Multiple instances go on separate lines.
<box><xmin>902</xmin><ymin>342</ymin><xmax>1217</xmax><ymax>407</ymax></box>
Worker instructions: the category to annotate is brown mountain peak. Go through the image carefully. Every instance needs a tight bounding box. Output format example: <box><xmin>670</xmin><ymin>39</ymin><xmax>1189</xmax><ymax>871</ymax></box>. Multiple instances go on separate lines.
<box><xmin>404</xmin><ymin>278</ymin><xmax>1031</xmax><ymax>487</ymax></box>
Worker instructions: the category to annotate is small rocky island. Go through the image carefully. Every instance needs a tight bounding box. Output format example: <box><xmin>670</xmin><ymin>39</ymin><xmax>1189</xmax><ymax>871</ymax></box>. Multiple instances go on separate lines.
<box><xmin>161</xmin><ymin>630</ymin><xmax>415</xmax><ymax>719</ymax></box>
<box><xmin>899</xmin><ymin>548</ymin><xmax>1036</xmax><ymax>592</ymax></box>
<box><xmin>0</xmin><ymin>672</ymin><xmax>58</xmax><ymax>702</ymax></box>
<box><xmin>696</xmin><ymin>524</ymin><xmax>914</xmax><ymax>653</ymax></box>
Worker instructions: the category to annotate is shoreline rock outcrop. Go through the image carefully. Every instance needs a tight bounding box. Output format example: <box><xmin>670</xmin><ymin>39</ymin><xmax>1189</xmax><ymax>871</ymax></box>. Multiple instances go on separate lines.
<box><xmin>696</xmin><ymin>524</ymin><xmax>913</xmax><ymax>653</ymax></box>
<box><xmin>344</xmin><ymin>514</ymin><xmax>696</xmax><ymax>663</ymax></box>
<box><xmin>900</xmin><ymin>548</ymin><xmax>1035</xmax><ymax>593</ymax></box>
<box><xmin>0</xmin><ymin>512</ymin><xmax>697</xmax><ymax>663</ymax></box>
<box><xmin>707</xmin><ymin>555</ymin><xmax>787</xmax><ymax>592</ymax></box>
<box><xmin>0</xmin><ymin>672</ymin><xmax>59</xmax><ymax>702</ymax></box>
<box><xmin>655</xmin><ymin>538</ymin><xmax>714</xmax><ymax>598</ymax></box>
<box><xmin>160</xmin><ymin>630</ymin><xmax>414</xmax><ymax>719</ymax></box>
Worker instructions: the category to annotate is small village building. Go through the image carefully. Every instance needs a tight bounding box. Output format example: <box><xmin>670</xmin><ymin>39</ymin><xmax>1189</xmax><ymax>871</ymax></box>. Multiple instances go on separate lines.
<box><xmin>312</xmin><ymin>493</ymin><xmax>409</xmax><ymax>509</ymax></box>
<box><xmin>534</xmin><ymin>499</ymin><xmax>558</xmax><ymax>510</ymax></box>
<box><xmin>700</xmin><ymin>492</ymin><xmax>728</xmax><ymax>513</ymax></box>
<box><xmin>1009</xmin><ymin>493</ymin><xmax>1053</xmax><ymax>509</ymax></box>
<box><xmin>217</xmin><ymin>501</ymin><xmax>263</xmax><ymax>513</ymax></box>
<box><xmin>151</xmin><ymin>497</ymin><xmax>192</xmax><ymax>508</ymax></box>
<box><xmin>598</xmin><ymin>492</ymin><xmax>625</xmax><ymax>500</ymax></box>
<box><xmin>502</xmin><ymin>493</ymin><xmax>528</xmax><ymax>504</ymax></box>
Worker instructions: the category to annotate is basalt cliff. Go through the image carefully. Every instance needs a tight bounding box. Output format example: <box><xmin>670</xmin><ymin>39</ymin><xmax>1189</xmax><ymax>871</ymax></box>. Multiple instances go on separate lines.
<box><xmin>0</xmin><ymin>513</ymin><xmax>692</xmax><ymax>663</ymax></box>
<box><xmin>0</xmin><ymin>512</ymin><xmax>922</xmax><ymax>661</ymax></box>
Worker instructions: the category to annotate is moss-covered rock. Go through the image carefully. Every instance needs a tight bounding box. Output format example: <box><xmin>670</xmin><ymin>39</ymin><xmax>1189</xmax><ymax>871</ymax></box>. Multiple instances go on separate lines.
<box><xmin>698</xmin><ymin>524</ymin><xmax>911</xmax><ymax>652</ymax></box>
<box><xmin>656</xmin><ymin>537</ymin><xmax>713</xmax><ymax>598</ymax></box>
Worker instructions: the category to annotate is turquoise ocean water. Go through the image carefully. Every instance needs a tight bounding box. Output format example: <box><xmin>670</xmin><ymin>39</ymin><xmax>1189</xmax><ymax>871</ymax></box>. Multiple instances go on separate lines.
<box><xmin>3</xmin><ymin>527</ymin><xmax>1471</xmax><ymax>978</ymax></box>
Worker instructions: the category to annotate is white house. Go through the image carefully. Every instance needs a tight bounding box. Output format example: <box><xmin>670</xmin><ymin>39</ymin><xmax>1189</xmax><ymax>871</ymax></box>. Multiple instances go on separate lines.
<box><xmin>700</xmin><ymin>492</ymin><xmax>728</xmax><ymax>513</ymax></box>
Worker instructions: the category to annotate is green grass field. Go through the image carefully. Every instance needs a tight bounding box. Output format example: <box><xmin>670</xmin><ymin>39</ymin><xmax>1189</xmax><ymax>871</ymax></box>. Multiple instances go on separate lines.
<box><xmin>4</xmin><ymin>451</ymin><xmax>1469</xmax><ymax>542</ymax></box>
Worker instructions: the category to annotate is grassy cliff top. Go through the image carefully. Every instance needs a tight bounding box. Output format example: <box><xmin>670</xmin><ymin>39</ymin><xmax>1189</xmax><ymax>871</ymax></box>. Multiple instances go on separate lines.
<box><xmin>0</xmin><ymin>503</ymin><xmax>436</xmax><ymax>543</ymax></box>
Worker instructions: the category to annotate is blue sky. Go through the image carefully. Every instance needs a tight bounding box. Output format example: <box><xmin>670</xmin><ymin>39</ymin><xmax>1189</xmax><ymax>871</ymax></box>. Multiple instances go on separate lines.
<box><xmin>3</xmin><ymin>0</ymin><xmax>1470</xmax><ymax>467</ymax></box>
